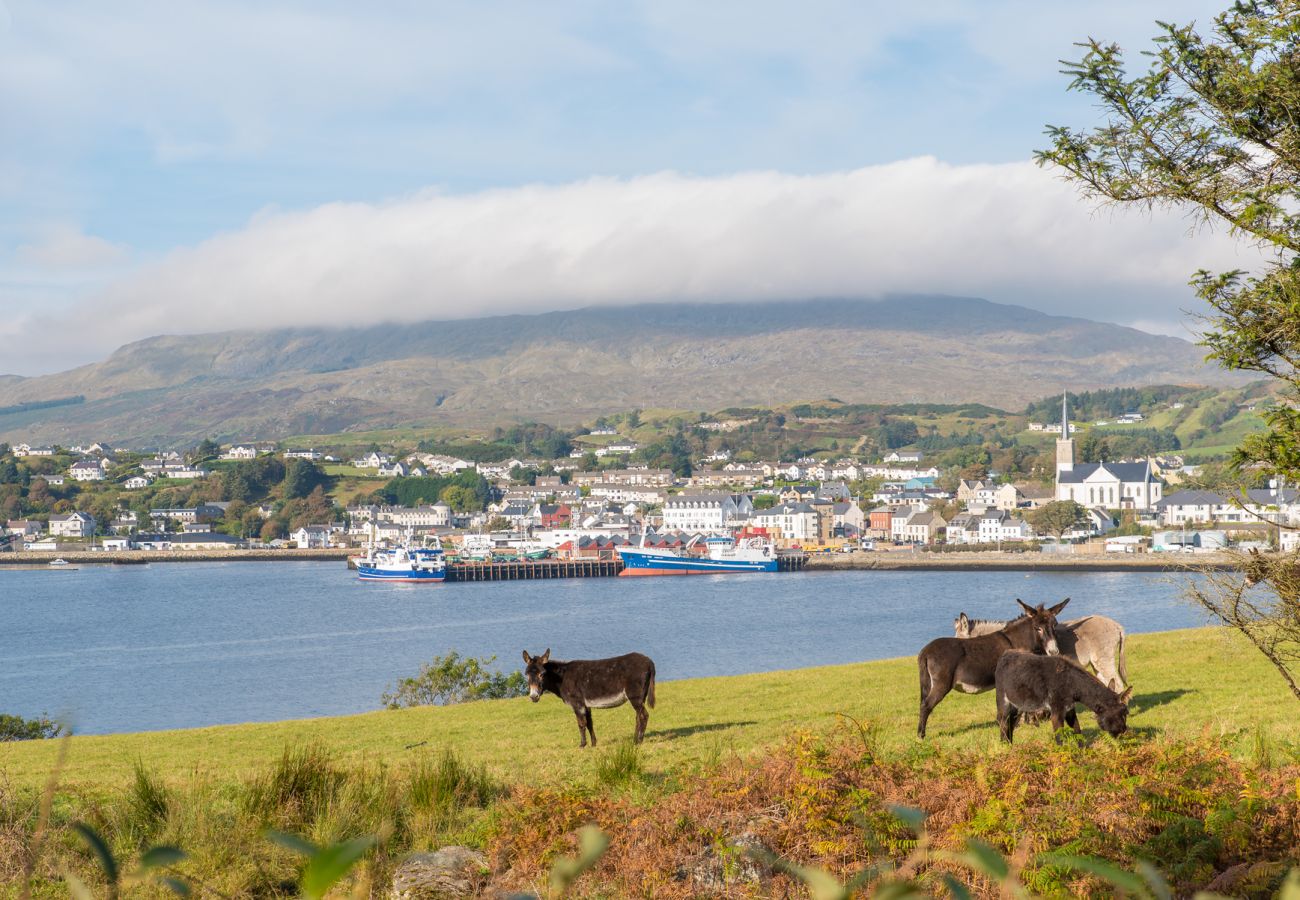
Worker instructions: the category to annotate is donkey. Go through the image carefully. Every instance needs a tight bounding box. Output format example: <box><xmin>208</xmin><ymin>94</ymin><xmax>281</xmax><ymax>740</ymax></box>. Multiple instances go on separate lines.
<box><xmin>995</xmin><ymin>649</ymin><xmax>1132</xmax><ymax>743</ymax></box>
<box><xmin>917</xmin><ymin>598</ymin><xmax>1068</xmax><ymax>739</ymax></box>
<box><xmin>954</xmin><ymin>611</ymin><xmax>1129</xmax><ymax>691</ymax></box>
<box><xmin>522</xmin><ymin>649</ymin><xmax>656</xmax><ymax>748</ymax></box>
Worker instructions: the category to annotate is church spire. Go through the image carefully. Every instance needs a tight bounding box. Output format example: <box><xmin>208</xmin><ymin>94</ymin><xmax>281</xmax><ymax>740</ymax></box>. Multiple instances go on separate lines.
<box><xmin>1056</xmin><ymin>391</ymin><xmax>1074</xmax><ymax>473</ymax></box>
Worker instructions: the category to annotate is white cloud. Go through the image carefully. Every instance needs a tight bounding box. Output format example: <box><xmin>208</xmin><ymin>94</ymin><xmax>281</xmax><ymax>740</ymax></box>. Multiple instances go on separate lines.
<box><xmin>15</xmin><ymin>225</ymin><xmax>128</xmax><ymax>268</ymax></box>
<box><xmin>0</xmin><ymin>156</ymin><xmax>1261</xmax><ymax>376</ymax></box>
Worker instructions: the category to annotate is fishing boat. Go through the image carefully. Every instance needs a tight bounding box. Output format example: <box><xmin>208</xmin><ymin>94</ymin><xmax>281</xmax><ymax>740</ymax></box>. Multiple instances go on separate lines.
<box><xmin>617</xmin><ymin>534</ymin><xmax>778</xmax><ymax>576</ymax></box>
<box><xmin>48</xmin><ymin>558</ymin><xmax>70</xmax><ymax>567</ymax></box>
<box><xmin>356</xmin><ymin>544</ymin><xmax>446</xmax><ymax>582</ymax></box>
<box><xmin>354</xmin><ymin>526</ymin><xmax>446</xmax><ymax>583</ymax></box>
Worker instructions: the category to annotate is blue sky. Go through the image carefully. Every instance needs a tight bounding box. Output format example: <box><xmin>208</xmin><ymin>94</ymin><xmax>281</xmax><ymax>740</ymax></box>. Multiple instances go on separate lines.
<box><xmin>0</xmin><ymin>1</ymin><xmax>1246</xmax><ymax>374</ymax></box>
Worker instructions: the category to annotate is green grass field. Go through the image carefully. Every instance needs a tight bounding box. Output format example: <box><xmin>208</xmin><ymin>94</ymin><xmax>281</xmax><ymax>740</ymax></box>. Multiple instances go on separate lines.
<box><xmin>6</xmin><ymin>626</ymin><xmax>1300</xmax><ymax>898</ymax></box>
<box><xmin>3</xmin><ymin>626</ymin><xmax>1292</xmax><ymax>795</ymax></box>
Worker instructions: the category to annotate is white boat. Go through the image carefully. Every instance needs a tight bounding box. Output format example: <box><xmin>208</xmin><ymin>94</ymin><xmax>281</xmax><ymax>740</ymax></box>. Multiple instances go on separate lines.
<box><xmin>48</xmin><ymin>558</ymin><xmax>70</xmax><ymax>567</ymax></box>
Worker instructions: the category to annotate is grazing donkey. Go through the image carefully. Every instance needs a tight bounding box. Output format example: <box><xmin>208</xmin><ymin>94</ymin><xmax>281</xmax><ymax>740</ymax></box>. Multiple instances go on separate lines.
<box><xmin>917</xmin><ymin>598</ymin><xmax>1068</xmax><ymax>739</ymax></box>
<box><xmin>995</xmin><ymin>650</ymin><xmax>1132</xmax><ymax>743</ymax></box>
<box><xmin>953</xmin><ymin>611</ymin><xmax>1129</xmax><ymax>691</ymax></box>
<box><xmin>521</xmin><ymin>649</ymin><xmax>656</xmax><ymax>748</ymax></box>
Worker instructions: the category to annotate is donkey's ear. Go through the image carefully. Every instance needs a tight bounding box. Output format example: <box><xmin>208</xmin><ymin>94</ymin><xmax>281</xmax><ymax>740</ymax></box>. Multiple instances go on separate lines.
<box><xmin>1015</xmin><ymin>598</ymin><xmax>1033</xmax><ymax>615</ymax></box>
<box><xmin>522</xmin><ymin>650</ymin><xmax>531</xmax><ymax>663</ymax></box>
<box><xmin>1048</xmin><ymin>597</ymin><xmax>1070</xmax><ymax>615</ymax></box>
<box><xmin>1119</xmin><ymin>686</ymin><xmax>1133</xmax><ymax>705</ymax></box>
<box><xmin>956</xmin><ymin>612</ymin><xmax>969</xmax><ymax>628</ymax></box>
<box><xmin>540</xmin><ymin>648</ymin><xmax>551</xmax><ymax>664</ymax></box>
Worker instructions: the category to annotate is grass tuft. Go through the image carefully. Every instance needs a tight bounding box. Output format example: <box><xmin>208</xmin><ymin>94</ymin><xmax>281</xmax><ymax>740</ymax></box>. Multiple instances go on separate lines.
<box><xmin>243</xmin><ymin>744</ymin><xmax>345</xmax><ymax>829</ymax></box>
<box><xmin>594</xmin><ymin>742</ymin><xmax>643</xmax><ymax>788</ymax></box>
<box><xmin>124</xmin><ymin>760</ymin><xmax>171</xmax><ymax>841</ymax></box>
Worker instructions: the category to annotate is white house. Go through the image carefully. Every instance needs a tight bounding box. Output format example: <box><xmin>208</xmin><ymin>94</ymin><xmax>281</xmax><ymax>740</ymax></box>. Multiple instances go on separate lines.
<box><xmin>173</xmin><ymin>465</ymin><xmax>209</xmax><ymax>479</ymax></box>
<box><xmin>662</xmin><ymin>493</ymin><xmax>754</xmax><ymax>533</ymax></box>
<box><xmin>49</xmin><ymin>511</ymin><xmax>95</xmax><ymax>538</ymax></box>
<box><xmin>353</xmin><ymin>452</ymin><xmax>393</xmax><ymax>469</ymax></box>
<box><xmin>596</xmin><ymin>441</ymin><xmax>639</xmax><ymax>457</ymax></box>
<box><xmin>896</xmin><ymin>509</ymin><xmax>945</xmax><ymax>544</ymax></box>
<box><xmin>222</xmin><ymin>445</ymin><xmax>258</xmax><ymax>460</ymax></box>
<box><xmin>291</xmin><ymin>525</ymin><xmax>332</xmax><ymax>549</ymax></box>
<box><xmin>283</xmin><ymin>449</ymin><xmax>324</xmax><ymax>460</ymax></box>
<box><xmin>69</xmin><ymin>458</ymin><xmax>109</xmax><ymax>482</ymax></box>
<box><xmin>378</xmin><ymin>460</ymin><xmax>408</xmax><ymax>478</ymax></box>
<box><xmin>883</xmin><ymin>451</ymin><xmax>924</xmax><ymax>464</ymax></box>
<box><xmin>379</xmin><ymin>505</ymin><xmax>451</xmax><ymax>528</ymax></box>
<box><xmin>123</xmin><ymin>475</ymin><xmax>152</xmax><ymax>489</ymax></box>
<box><xmin>751</xmin><ymin>502</ymin><xmax>819</xmax><ymax>542</ymax></box>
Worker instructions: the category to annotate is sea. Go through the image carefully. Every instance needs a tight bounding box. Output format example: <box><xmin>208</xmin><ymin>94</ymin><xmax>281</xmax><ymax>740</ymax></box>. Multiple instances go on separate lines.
<box><xmin>0</xmin><ymin>563</ymin><xmax>1209</xmax><ymax>734</ymax></box>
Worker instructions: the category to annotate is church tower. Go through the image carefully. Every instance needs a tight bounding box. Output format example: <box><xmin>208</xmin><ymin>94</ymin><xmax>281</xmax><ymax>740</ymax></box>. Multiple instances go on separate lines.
<box><xmin>1055</xmin><ymin>392</ymin><xmax>1074</xmax><ymax>473</ymax></box>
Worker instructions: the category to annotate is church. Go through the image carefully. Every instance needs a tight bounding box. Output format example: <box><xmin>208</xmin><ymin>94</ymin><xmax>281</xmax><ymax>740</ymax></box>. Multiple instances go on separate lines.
<box><xmin>1054</xmin><ymin>395</ymin><xmax>1163</xmax><ymax>511</ymax></box>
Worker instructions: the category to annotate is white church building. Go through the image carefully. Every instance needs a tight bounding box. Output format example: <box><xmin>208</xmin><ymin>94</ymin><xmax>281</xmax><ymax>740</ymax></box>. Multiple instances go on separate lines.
<box><xmin>1054</xmin><ymin>395</ymin><xmax>1163</xmax><ymax>511</ymax></box>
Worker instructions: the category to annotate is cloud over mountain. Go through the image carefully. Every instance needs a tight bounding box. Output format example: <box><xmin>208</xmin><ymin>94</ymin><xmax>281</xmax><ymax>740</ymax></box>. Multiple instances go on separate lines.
<box><xmin>1</xmin><ymin>157</ymin><xmax>1259</xmax><ymax>375</ymax></box>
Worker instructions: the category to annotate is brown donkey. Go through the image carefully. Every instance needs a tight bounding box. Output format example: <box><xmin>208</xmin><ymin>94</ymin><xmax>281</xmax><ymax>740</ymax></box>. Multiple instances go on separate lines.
<box><xmin>995</xmin><ymin>650</ymin><xmax>1132</xmax><ymax>743</ymax></box>
<box><xmin>916</xmin><ymin>598</ymin><xmax>1068</xmax><ymax>738</ymax></box>
<box><xmin>522</xmin><ymin>649</ymin><xmax>656</xmax><ymax>747</ymax></box>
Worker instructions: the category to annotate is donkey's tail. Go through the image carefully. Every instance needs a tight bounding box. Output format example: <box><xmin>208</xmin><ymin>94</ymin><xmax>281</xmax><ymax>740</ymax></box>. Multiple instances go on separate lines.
<box><xmin>918</xmin><ymin>652</ymin><xmax>931</xmax><ymax>701</ymax></box>
<box><xmin>1116</xmin><ymin>625</ymin><xmax>1129</xmax><ymax>689</ymax></box>
<box><xmin>646</xmin><ymin>661</ymin><xmax>656</xmax><ymax>709</ymax></box>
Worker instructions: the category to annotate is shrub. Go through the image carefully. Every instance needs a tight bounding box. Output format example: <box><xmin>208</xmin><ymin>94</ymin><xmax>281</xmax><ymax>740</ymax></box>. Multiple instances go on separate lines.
<box><xmin>0</xmin><ymin>713</ymin><xmax>62</xmax><ymax>741</ymax></box>
<box><xmin>381</xmin><ymin>652</ymin><xmax>527</xmax><ymax>708</ymax></box>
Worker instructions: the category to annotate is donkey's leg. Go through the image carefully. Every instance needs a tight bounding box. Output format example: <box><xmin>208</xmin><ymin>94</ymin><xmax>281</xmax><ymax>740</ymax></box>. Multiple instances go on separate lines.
<box><xmin>996</xmin><ymin>688</ymin><xmax>1015</xmax><ymax>744</ymax></box>
<box><xmin>632</xmin><ymin>699</ymin><xmax>648</xmax><ymax>743</ymax></box>
<box><xmin>1049</xmin><ymin>706</ymin><xmax>1067</xmax><ymax>743</ymax></box>
<box><xmin>1065</xmin><ymin>706</ymin><xmax>1081</xmax><ymax>733</ymax></box>
<box><xmin>574</xmin><ymin>707</ymin><xmax>589</xmax><ymax>748</ymax></box>
<box><xmin>917</xmin><ymin>657</ymin><xmax>955</xmax><ymax>739</ymax></box>
<box><xmin>585</xmin><ymin>708</ymin><xmax>597</xmax><ymax>747</ymax></box>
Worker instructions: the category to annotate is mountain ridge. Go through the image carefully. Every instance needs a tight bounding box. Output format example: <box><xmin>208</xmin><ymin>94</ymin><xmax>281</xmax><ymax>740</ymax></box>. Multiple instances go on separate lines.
<box><xmin>0</xmin><ymin>296</ymin><xmax>1239</xmax><ymax>446</ymax></box>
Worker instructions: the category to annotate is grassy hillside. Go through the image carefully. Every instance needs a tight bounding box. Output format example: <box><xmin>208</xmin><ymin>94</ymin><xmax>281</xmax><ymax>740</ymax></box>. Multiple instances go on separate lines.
<box><xmin>5</xmin><ymin>627</ymin><xmax>1300</xmax><ymax>897</ymax></box>
<box><xmin>3</xmin><ymin>627</ymin><xmax>1292</xmax><ymax>792</ymax></box>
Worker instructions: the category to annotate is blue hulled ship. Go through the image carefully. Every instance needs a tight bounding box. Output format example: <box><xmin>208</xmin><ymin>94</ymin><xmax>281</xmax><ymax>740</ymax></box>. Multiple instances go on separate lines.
<box><xmin>618</xmin><ymin>535</ymin><xmax>779</xmax><ymax>576</ymax></box>
<box><xmin>355</xmin><ymin>544</ymin><xmax>446</xmax><ymax>582</ymax></box>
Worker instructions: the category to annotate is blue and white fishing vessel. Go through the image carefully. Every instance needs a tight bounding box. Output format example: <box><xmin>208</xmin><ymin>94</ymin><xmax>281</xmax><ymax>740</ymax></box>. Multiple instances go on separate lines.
<box><xmin>355</xmin><ymin>543</ymin><xmax>446</xmax><ymax>583</ymax></box>
<box><xmin>618</xmin><ymin>534</ymin><xmax>778</xmax><ymax>576</ymax></box>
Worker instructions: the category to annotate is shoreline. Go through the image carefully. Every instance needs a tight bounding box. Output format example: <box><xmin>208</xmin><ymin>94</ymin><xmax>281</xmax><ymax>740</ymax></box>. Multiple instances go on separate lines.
<box><xmin>803</xmin><ymin>550</ymin><xmax>1234</xmax><ymax>573</ymax></box>
<box><xmin>0</xmin><ymin>547</ymin><xmax>1238</xmax><ymax>571</ymax></box>
<box><xmin>0</xmin><ymin>548</ymin><xmax>354</xmax><ymax>565</ymax></box>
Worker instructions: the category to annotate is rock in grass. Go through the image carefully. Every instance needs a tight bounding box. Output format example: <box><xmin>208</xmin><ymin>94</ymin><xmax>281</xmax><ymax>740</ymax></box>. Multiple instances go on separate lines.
<box><xmin>390</xmin><ymin>847</ymin><xmax>490</xmax><ymax>899</ymax></box>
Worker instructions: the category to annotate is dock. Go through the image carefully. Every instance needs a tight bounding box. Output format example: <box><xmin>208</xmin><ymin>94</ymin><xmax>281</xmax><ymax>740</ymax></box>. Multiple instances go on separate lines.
<box><xmin>447</xmin><ymin>559</ymin><xmax>622</xmax><ymax>581</ymax></box>
<box><xmin>442</xmin><ymin>553</ymin><xmax>806</xmax><ymax>581</ymax></box>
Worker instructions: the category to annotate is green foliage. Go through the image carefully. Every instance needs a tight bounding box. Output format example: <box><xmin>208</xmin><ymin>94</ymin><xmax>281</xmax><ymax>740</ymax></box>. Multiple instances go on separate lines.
<box><xmin>1037</xmin><ymin>1</ymin><xmax>1300</xmax><ymax>481</ymax></box>
<box><xmin>381</xmin><ymin>651</ymin><xmax>527</xmax><ymax>708</ymax></box>
<box><xmin>266</xmin><ymin>830</ymin><xmax>375</xmax><ymax>900</ymax></box>
<box><xmin>282</xmin><ymin>458</ymin><xmax>327</xmax><ymax>500</ymax></box>
<box><xmin>1028</xmin><ymin>500</ymin><xmax>1085</xmax><ymax>539</ymax></box>
<box><xmin>548</xmin><ymin>826</ymin><xmax>610</xmax><ymax>897</ymax></box>
<box><xmin>0</xmin><ymin>712</ymin><xmax>62</xmax><ymax>741</ymax></box>
<box><xmin>386</xmin><ymin>471</ymin><xmax>489</xmax><ymax>509</ymax></box>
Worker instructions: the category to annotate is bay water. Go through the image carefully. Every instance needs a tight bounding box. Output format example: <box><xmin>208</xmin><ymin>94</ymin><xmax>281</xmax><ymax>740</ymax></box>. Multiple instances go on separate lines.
<box><xmin>0</xmin><ymin>563</ymin><xmax>1207</xmax><ymax>734</ymax></box>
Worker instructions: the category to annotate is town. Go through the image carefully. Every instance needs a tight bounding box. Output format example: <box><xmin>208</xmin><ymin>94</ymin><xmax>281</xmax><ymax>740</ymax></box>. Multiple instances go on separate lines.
<box><xmin>1</xmin><ymin>387</ymin><xmax>1291</xmax><ymax>562</ymax></box>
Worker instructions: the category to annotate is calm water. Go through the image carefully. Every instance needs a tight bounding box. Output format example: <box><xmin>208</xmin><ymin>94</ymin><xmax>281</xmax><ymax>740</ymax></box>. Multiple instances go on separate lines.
<box><xmin>0</xmin><ymin>563</ymin><xmax>1208</xmax><ymax>734</ymax></box>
